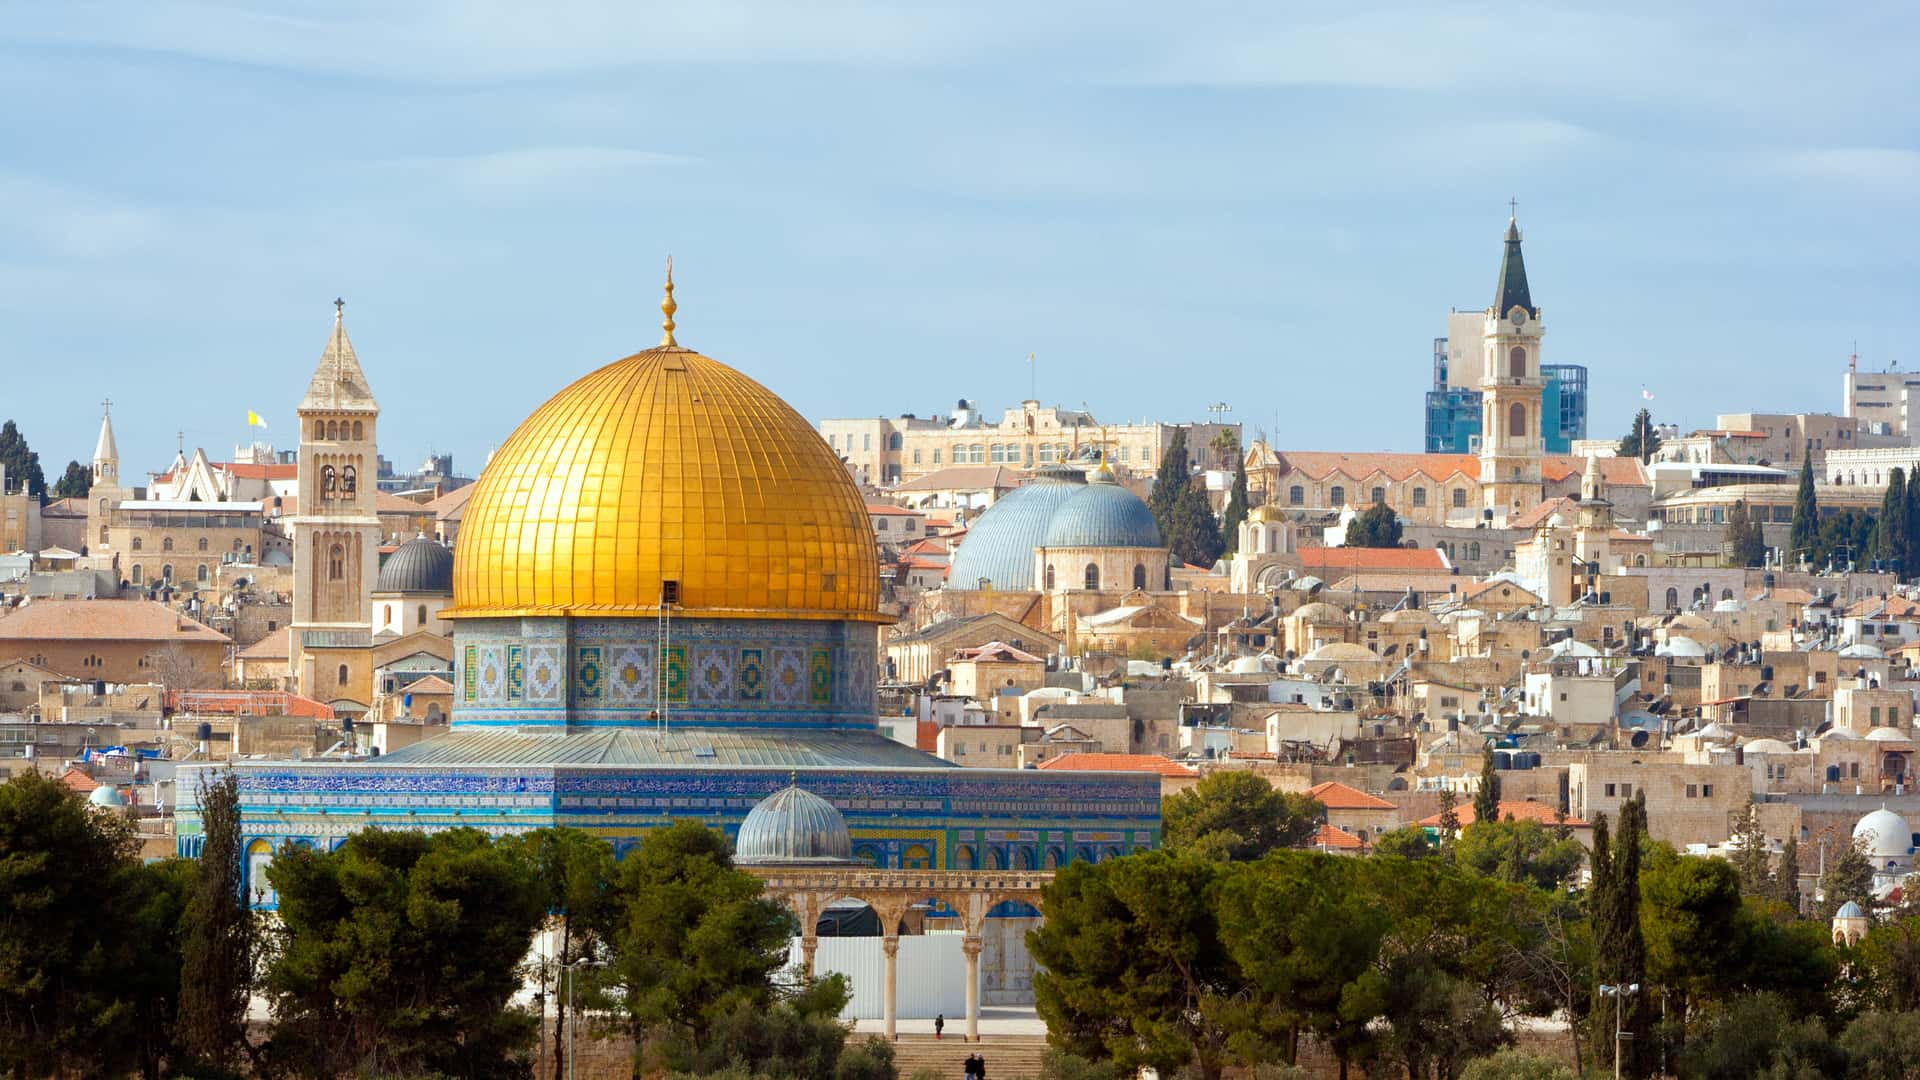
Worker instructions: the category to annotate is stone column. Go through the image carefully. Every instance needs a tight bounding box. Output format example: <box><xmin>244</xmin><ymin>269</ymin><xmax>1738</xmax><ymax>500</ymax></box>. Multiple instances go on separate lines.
<box><xmin>801</xmin><ymin>934</ymin><xmax>818</xmax><ymax>979</ymax></box>
<box><xmin>882</xmin><ymin>933</ymin><xmax>900</xmax><ymax>1041</ymax></box>
<box><xmin>962</xmin><ymin>934</ymin><xmax>983</xmax><ymax>1042</ymax></box>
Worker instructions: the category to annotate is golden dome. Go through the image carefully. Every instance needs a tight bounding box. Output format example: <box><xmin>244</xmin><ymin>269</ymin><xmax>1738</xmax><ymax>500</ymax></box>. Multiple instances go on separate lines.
<box><xmin>448</xmin><ymin>341</ymin><xmax>882</xmax><ymax>623</ymax></box>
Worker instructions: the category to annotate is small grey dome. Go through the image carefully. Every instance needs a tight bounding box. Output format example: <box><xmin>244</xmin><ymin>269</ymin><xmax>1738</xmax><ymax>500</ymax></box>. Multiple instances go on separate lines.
<box><xmin>947</xmin><ymin>471</ymin><xmax>1086</xmax><ymax>591</ymax></box>
<box><xmin>1041</xmin><ymin>474</ymin><xmax>1162</xmax><ymax>549</ymax></box>
<box><xmin>734</xmin><ymin>784</ymin><xmax>854</xmax><ymax>866</ymax></box>
<box><xmin>1834</xmin><ymin>900</ymin><xmax>1866</xmax><ymax>919</ymax></box>
<box><xmin>376</xmin><ymin>536</ymin><xmax>454</xmax><ymax>594</ymax></box>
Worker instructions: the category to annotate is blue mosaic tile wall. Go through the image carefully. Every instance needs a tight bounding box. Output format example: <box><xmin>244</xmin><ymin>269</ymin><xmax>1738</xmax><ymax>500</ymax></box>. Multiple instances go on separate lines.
<box><xmin>453</xmin><ymin>615</ymin><xmax>878</xmax><ymax>730</ymax></box>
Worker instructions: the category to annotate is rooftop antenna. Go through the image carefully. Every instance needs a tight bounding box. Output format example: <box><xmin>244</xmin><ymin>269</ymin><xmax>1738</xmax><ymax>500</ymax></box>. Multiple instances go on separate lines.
<box><xmin>1850</xmin><ymin>341</ymin><xmax>1858</xmax><ymax>374</ymax></box>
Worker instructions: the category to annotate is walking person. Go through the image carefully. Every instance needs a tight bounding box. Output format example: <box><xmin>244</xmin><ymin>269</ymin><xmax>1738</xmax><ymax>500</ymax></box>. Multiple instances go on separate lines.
<box><xmin>935</xmin><ymin>1012</ymin><xmax>944</xmax><ymax>1040</ymax></box>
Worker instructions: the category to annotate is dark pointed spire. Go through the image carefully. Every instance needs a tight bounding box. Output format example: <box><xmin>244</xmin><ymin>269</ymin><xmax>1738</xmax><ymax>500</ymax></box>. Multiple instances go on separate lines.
<box><xmin>1493</xmin><ymin>212</ymin><xmax>1535</xmax><ymax>316</ymax></box>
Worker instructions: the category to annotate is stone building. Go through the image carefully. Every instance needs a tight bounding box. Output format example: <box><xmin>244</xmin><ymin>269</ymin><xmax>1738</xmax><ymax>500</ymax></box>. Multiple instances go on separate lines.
<box><xmin>0</xmin><ymin>599</ymin><xmax>229</xmax><ymax>687</ymax></box>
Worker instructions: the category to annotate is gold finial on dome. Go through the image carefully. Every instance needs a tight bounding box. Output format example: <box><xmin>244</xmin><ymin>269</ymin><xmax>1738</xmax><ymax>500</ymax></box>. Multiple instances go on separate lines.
<box><xmin>660</xmin><ymin>256</ymin><xmax>678</xmax><ymax>347</ymax></box>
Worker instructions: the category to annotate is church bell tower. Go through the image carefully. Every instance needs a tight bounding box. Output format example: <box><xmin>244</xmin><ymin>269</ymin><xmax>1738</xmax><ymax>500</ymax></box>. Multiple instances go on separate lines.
<box><xmin>1479</xmin><ymin>211</ymin><xmax>1545</xmax><ymax>524</ymax></box>
<box><xmin>291</xmin><ymin>300</ymin><xmax>381</xmax><ymax>698</ymax></box>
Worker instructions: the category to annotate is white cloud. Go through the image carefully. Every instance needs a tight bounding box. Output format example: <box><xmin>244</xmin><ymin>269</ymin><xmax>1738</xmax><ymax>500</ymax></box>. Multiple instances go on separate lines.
<box><xmin>373</xmin><ymin>146</ymin><xmax>697</xmax><ymax>201</ymax></box>
<box><xmin>1770</xmin><ymin>148</ymin><xmax>1920</xmax><ymax>196</ymax></box>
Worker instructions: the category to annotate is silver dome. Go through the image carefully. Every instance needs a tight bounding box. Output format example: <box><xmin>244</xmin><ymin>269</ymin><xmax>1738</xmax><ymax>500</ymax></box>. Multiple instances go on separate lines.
<box><xmin>375</xmin><ymin>536</ymin><xmax>455</xmax><ymax>594</ymax></box>
<box><xmin>945</xmin><ymin>469</ymin><xmax>1086</xmax><ymax>591</ymax></box>
<box><xmin>734</xmin><ymin>783</ymin><xmax>854</xmax><ymax>866</ymax></box>
<box><xmin>1041</xmin><ymin>473</ymin><xmax>1162</xmax><ymax>549</ymax></box>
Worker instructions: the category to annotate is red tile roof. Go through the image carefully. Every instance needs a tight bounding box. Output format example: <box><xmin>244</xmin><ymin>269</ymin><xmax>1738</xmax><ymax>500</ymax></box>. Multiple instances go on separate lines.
<box><xmin>1542</xmin><ymin>456</ymin><xmax>1645</xmax><ymax>487</ymax></box>
<box><xmin>1846</xmin><ymin>595</ymin><xmax>1920</xmax><ymax>619</ymax></box>
<box><xmin>1507</xmin><ymin>496</ymin><xmax>1578</xmax><ymax>531</ymax></box>
<box><xmin>1035</xmin><ymin>752</ymin><xmax>1198</xmax><ymax>777</ymax></box>
<box><xmin>866</xmin><ymin>504</ymin><xmax>922</xmax><ymax>516</ymax></box>
<box><xmin>1307</xmin><ymin>781</ymin><xmax>1395</xmax><ymax>810</ymax></box>
<box><xmin>59</xmin><ymin>768</ymin><xmax>99</xmax><ymax>794</ymax></box>
<box><xmin>1313</xmin><ymin>823</ymin><xmax>1365</xmax><ymax>850</ymax></box>
<box><xmin>1269</xmin><ymin>452</ymin><xmax>1480</xmax><ymax>483</ymax></box>
<box><xmin>1297</xmin><ymin>546</ymin><xmax>1450</xmax><ymax>572</ymax></box>
<box><xmin>1418</xmin><ymin>799</ymin><xmax>1588</xmax><ymax>829</ymax></box>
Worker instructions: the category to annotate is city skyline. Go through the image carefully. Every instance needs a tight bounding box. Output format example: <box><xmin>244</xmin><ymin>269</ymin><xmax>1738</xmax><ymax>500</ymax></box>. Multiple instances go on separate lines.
<box><xmin>1</xmin><ymin>2</ymin><xmax>1914</xmax><ymax>476</ymax></box>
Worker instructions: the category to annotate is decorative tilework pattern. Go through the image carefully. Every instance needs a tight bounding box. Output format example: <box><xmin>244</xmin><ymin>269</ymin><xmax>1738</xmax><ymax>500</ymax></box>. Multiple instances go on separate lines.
<box><xmin>662</xmin><ymin>645</ymin><xmax>688</xmax><ymax>705</ymax></box>
<box><xmin>770</xmin><ymin>648</ymin><xmax>806</xmax><ymax>706</ymax></box>
<box><xmin>736</xmin><ymin>648</ymin><xmax>764</xmax><ymax>701</ymax></box>
<box><xmin>808</xmin><ymin>648</ymin><xmax>832</xmax><ymax>706</ymax></box>
<box><xmin>692</xmin><ymin>646</ymin><xmax>733</xmax><ymax>705</ymax></box>
<box><xmin>610</xmin><ymin>646</ymin><xmax>654</xmax><ymax>703</ymax></box>
<box><xmin>527</xmin><ymin>644</ymin><xmax>562</xmax><ymax>704</ymax></box>
<box><xmin>462</xmin><ymin>645</ymin><xmax>478</xmax><ymax>703</ymax></box>
<box><xmin>574</xmin><ymin>646</ymin><xmax>603</xmax><ymax>702</ymax></box>
<box><xmin>477</xmin><ymin>645</ymin><xmax>505</xmax><ymax>701</ymax></box>
<box><xmin>506</xmin><ymin>644</ymin><xmax>525</xmax><ymax>702</ymax></box>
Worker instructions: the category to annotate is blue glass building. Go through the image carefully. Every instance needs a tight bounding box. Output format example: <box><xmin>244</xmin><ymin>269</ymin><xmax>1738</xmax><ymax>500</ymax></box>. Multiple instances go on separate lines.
<box><xmin>1424</xmin><ymin>336</ymin><xmax>1587</xmax><ymax>455</ymax></box>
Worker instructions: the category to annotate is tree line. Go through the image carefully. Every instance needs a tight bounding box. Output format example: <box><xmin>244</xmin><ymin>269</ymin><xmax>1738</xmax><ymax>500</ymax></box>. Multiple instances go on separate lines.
<box><xmin>0</xmin><ymin>771</ymin><xmax>899</xmax><ymax>1080</ymax></box>
<box><xmin>1035</xmin><ymin>768</ymin><xmax>1920</xmax><ymax>1080</ymax></box>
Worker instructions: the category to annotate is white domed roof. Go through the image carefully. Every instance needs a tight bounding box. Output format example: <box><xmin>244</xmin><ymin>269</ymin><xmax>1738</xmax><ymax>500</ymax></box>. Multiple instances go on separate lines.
<box><xmin>1742</xmin><ymin>737</ymin><xmax>1793</xmax><ymax>754</ymax></box>
<box><xmin>1866</xmin><ymin>726</ymin><xmax>1910</xmax><ymax>742</ymax></box>
<box><xmin>1821</xmin><ymin>726</ymin><xmax>1861</xmax><ymax>741</ymax></box>
<box><xmin>87</xmin><ymin>785</ymin><xmax>126</xmax><ymax>807</ymax></box>
<box><xmin>1670</xmin><ymin>613</ymin><xmax>1712</xmax><ymax>632</ymax></box>
<box><xmin>1228</xmin><ymin>655</ymin><xmax>1265</xmax><ymax>674</ymax></box>
<box><xmin>1712</xmin><ymin>598</ymin><xmax>1742</xmax><ymax>613</ymax></box>
<box><xmin>1854</xmin><ymin>808</ymin><xmax>1913</xmax><ymax>861</ymax></box>
<box><xmin>1381</xmin><ymin>608</ymin><xmax>1440</xmax><ymax>627</ymax></box>
<box><xmin>1840</xmin><ymin>642</ymin><xmax>1886</xmax><ymax>659</ymax></box>
<box><xmin>1546</xmin><ymin>638</ymin><xmax>1601</xmax><ymax>658</ymax></box>
<box><xmin>1657</xmin><ymin>635</ymin><xmax>1708</xmax><ymax>658</ymax></box>
<box><xmin>1697</xmin><ymin>722</ymin><xmax>1734</xmax><ymax>741</ymax></box>
<box><xmin>1303</xmin><ymin>642</ymin><xmax>1377</xmax><ymax>662</ymax></box>
<box><xmin>1293</xmin><ymin>602</ymin><xmax>1347</xmax><ymax>625</ymax></box>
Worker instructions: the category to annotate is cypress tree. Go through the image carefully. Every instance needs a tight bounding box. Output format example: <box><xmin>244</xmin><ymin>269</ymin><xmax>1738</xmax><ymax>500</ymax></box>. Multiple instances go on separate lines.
<box><xmin>1472</xmin><ymin>745</ymin><xmax>1501</xmax><ymax>825</ymax></box>
<box><xmin>1775</xmin><ymin>837</ymin><xmax>1802</xmax><ymax>915</ymax></box>
<box><xmin>1149</xmin><ymin>426</ymin><xmax>1191</xmax><ymax>532</ymax></box>
<box><xmin>1876</xmin><ymin>468</ymin><xmax>1907</xmax><ymax>575</ymax></box>
<box><xmin>176</xmin><ymin>772</ymin><xmax>256</xmax><ymax>1073</ymax></box>
<box><xmin>1614</xmin><ymin>795</ymin><xmax>1651</xmax><ymax>1077</ymax></box>
<box><xmin>1221</xmin><ymin>458</ymin><xmax>1249</xmax><ymax>553</ymax></box>
<box><xmin>1788</xmin><ymin>447</ymin><xmax>1819</xmax><ymax>567</ymax></box>
<box><xmin>1904</xmin><ymin>473</ymin><xmax>1920</xmax><ymax>583</ymax></box>
<box><xmin>1167</xmin><ymin>482</ymin><xmax>1226</xmax><ymax>569</ymax></box>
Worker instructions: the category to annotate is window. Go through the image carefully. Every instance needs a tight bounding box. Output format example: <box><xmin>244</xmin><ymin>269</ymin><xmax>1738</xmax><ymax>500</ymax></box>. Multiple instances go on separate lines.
<box><xmin>1412</xmin><ymin>487</ymin><xmax>1427</xmax><ymax>508</ymax></box>
<box><xmin>912</xmin><ymin>449</ymin><xmax>921</xmax><ymax>464</ymax></box>
<box><xmin>321</xmin><ymin>465</ymin><xmax>337</xmax><ymax>497</ymax></box>
<box><xmin>325</xmin><ymin>420</ymin><xmax>338</xmax><ymax>440</ymax></box>
<box><xmin>932</xmin><ymin>449</ymin><xmax>942</xmax><ymax>464</ymax></box>
<box><xmin>162</xmin><ymin>537</ymin><xmax>174</xmax><ymax>552</ymax></box>
<box><xmin>337</xmin><ymin>664</ymin><xmax>349</xmax><ymax>686</ymax></box>
<box><xmin>131</xmin><ymin>537</ymin><xmax>142</xmax><ymax>552</ymax></box>
<box><xmin>342</xmin><ymin>466</ymin><xmax>357</xmax><ymax>495</ymax></box>
<box><xmin>1507</xmin><ymin>402</ymin><xmax>1526</xmax><ymax>438</ymax></box>
<box><xmin>99</xmin><ymin>527</ymin><xmax>108</xmax><ymax>544</ymax></box>
<box><xmin>197</xmin><ymin>537</ymin><xmax>209</xmax><ymax>552</ymax></box>
<box><xmin>1452</xmin><ymin>488</ymin><xmax>1467</xmax><ymax>508</ymax></box>
<box><xmin>1686</xmin><ymin>784</ymin><xmax>1697</xmax><ymax>798</ymax></box>
<box><xmin>1621</xmin><ymin>783</ymin><xmax>1633</xmax><ymax>797</ymax></box>
<box><xmin>1702</xmin><ymin>783</ymin><xmax>1713</xmax><ymax>797</ymax></box>
<box><xmin>196</xmin><ymin>564</ymin><xmax>209</xmax><ymax>583</ymax></box>
<box><xmin>1133</xmin><ymin>564</ymin><xmax>1147</xmax><ymax>589</ymax></box>
<box><xmin>1509</xmin><ymin>345</ymin><xmax>1526</xmax><ymax>378</ymax></box>
<box><xmin>1044</xmin><ymin>565</ymin><xmax>1055</xmax><ymax>590</ymax></box>
<box><xmin>1872</xmin><ymin>706</ymin><xmax>1882</xmax><ymax>726</ymax></box>
<box><xmin>888</xmin><ymin>433</ymin><xmax>902</xmax><ymax>451</ymax></box>
<box><xmin>313</xmin><ymin>420</ymin><xmax>325</xmax><ymax>439</ymax></box>
<box><xmin>1330</xmin><ymin>486</ymin><xmax>1346</xmax><ymax>506</ymax></box>
<box><xmin>1370</xmin><ymin>487</ymin><xmax>1385</xmax><ymax>505</ymax></box>
<box><xmin>1666</xmin><ymin>588</ymin><xmax>1680</xmax><ymax>609</ymax></box>
<box><xmin>1289</xmin><ymin>485</ymin><xmax>1304</xmax><ymax>506</ymax></box>
<box><xmin>863</xmin><ymin>434</ymin><xmax>871</xmax><ymax>451</ymax></box>
<box><xmin>876</xmin><ymin>518</ymin><xmax>888</xmax><ymax>532</ymax></box>
<box><xmin>1604</xmin><ymin>783</ymin><xmax>1616</xmax><ymax>797</ymax></box>
<box><xmin>1468</xmin><ymin>541</ymin><xmax>1481</xmax><ymax>561</ymax></box>
<box><xmin>1084</xmin><ymin>563</ymin><xmax>1100</xmax><ymax>590</ymax></box>
<box><xmin>131</xmin><ymin>565</ymin><xmax>143</xmax><ymax>585</ymax></box>
<box><xmin>162</xmin><ymin>564</ymin><xmax>173</xmax><ymax>582</ymax></box>
<box><xmin>384</xmin><ymin>604</ymin><xmax>393</xmax><ymax>624</ymax></box>
<box><xmin>328</xmin><ymin>544</ymin><xmax>345</xmax><ymax>581</ymax></box>
<box><xmin>352</xmin><ymin>421</ymin><xmax>363</xmax><ymax>440</ymax></box>
<box><xmin>232</xmin><ymin>538</ymin><xmax>243</xmax><ymax>552</ymax></box>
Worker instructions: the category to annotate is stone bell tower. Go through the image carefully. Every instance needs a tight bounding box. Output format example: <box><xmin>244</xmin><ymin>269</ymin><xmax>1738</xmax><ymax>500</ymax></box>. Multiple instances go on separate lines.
<box><xmin>1479</xmin><ymin>210</ymin><xmax>1545</xmax><ymax>524</ymax></box>
<box><xmin>291</xmin><ymin>300</ymin><xmax>381</xmax><ymax>699</ymax></box>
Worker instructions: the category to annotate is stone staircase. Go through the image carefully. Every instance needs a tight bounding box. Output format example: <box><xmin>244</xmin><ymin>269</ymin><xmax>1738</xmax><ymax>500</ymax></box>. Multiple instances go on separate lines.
<box><xmin>888</xmin><ymin>1034</ymin><xmax>1051</xmax><ymax>1079</ymax></box>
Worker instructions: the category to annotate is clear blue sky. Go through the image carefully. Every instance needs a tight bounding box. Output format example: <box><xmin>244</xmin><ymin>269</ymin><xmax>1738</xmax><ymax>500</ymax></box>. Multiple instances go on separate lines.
<box><xmin>1</xmin><ymin>2</ymin><xmax>1914</xmax><ymax>481</ymax></box>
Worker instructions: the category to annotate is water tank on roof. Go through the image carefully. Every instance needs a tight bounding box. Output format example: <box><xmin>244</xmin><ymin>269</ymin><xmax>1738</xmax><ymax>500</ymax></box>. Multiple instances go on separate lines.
<box><xmin>1493</xmin><ymin>750</ymin><xmax>1513</xmax><ymax>769</ymax></box>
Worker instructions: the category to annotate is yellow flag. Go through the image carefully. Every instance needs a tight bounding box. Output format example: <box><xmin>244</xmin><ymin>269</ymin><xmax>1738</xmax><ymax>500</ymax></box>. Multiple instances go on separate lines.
<box><xmin>246</xmin><ymin>410</ymin><xmax>268</xmax><ymax>428</ymax></box>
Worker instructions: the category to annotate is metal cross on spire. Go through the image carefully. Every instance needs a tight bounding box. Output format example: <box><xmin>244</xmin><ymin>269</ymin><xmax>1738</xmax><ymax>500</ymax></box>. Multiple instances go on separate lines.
<box><xmin>1508</xmin><ymin>196</ymin><xmax>1518</xmax><ymax>219</ymax></box>
<box><xmin>334</xmin><ymin>297</ymin><xmax>345</xmax><ymax>321</ymax></box>
<box><xmin>100</xmin><ymin>397</ymin><xmax>112</xmax><ymax>415</ymax></box>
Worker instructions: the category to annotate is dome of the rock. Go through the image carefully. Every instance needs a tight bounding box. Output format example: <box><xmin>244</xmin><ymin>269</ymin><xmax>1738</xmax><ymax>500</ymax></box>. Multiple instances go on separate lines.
<box><xmin>448</xmin><ymin>337</ymin><xmax>881</xmax><ymax>623</ymax></box>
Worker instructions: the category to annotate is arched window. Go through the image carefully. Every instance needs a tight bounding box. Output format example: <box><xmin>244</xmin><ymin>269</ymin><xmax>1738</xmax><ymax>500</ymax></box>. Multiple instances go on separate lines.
<box><xmin>417</xmin><ymin>604</ymin><xmax>427</xmax><ymax>625</ymax></box>
<box><xmin>1044</xmin><ymin>564</ymin><xmax>1055</xmax><ymax>590</ymax></box>
<box><xmin>337</xmin><ymin>664</ymin><xmax>349</xmax><ymax>686</ymax></box>
<box><xmin>328</xmin><ymin>544</ymin><xmax>345</xmax><ymax>581</ymax></box>
<box><xmin>1636</xmin><ymin>555</ymin><xmax>1647</xmax><ymax>567</ymax></box>
<box><xmin>99</xmin><ymin>527</ymin><xmax>108</xmax><ymax>544</ymax></box>
<box><xmin>131</xmin><ymin>537</ymin><xmax>142</xmax><ymax>552</ymax></box>
<box><xmin>384</xmin><ymin>604</ymin><xmax>393</xmax><ymax>624</ymax></box>
<box><xmin>1507</xmin><ymin>402</ymin><xmax>1526</xmax><ymax>438</ymax></box>
<box><xmin>196</xmin><ymin>564</ymin><xmax>209</xmax><ymax>583</ymax></box>
<box><xmin>342</xmin><ymin>466</ymin><xmax>357</xmax><ymax>495</ymax></box>
<box><xmin>1133</xmin><ymin>564</ymin><xmax>1147</xmax><ymax>589</ymax></box>
<box><xmin>312</xmin><ymin>420</ymin><xmax>325</xmax><ymax>440</ymax></box>
<box><xmin>162</xmin><ymin>564</ymin><xmax>173</xmax><ymax>582</ymax></box>
<box><xmin>888</xmin><ymin>433</ymin><xmax>902</xmax><ymax>451</ymax></box>
<box><xmin>325</xmin><ymin>420</ymin><xmax>338</xmax><ymax>440</ymax></box>
<box><xmin>352</xmin><ymin>421</ymin><xmax>363</xmax><ymax>440</ymax></box>
<box><xmin>1370</xmin><ymin>486</ymin><xmax>1385</xmax><ymax>505</ymax></box>
<box><xmin>1084</xmin><ymin>563</ymin><xmax>1100</xmax><ymax>590</ymax></box>
<box><xmin>956</xmin><ymin>845</ymin><xmax>977</xmax><ymax>870</ymax></box>
<box><xmin>1468</xmin><ymin>542</ymin><xmax>1481</xmax><ymax>561</ymax></box>
<box><xmin>321</xmin><ymin>465</ymin><xmax>337</xmax><ymax>497</ymax></box>
<box><xmin>1330</xmin><ymin>486</ymin><xmax>1346</xmax><ymax>506</ymax></box>
<box><xmin>1411</xmin><ymin>488</ymin><xmax>1427</xmax><ymax>508</ymax></box>
<box><xmin>162</xmin><ymin>537</ymin><xmax>174</xmax><ymax>552</ymax></box>
<box><xmin>1665</xmin><ymin>587</ymin><xmax>1680</xmax><ymax>609</ymax></box>
<box><xmin>98</xmin><ymin>498</ymin><xmax>108</xmax><ymax>515</ymax></box>
<box><xmin>1289</xmin><ymin>485</ymin><xmax>1304</xmax><ymax>506</ymax></box>
<box><xmin>197</xmin><ymin>537</ymin><xmax>209</xmax><ymax>552</ymax></box>
<box><xmin>1509</xmin><ymin>345</ymin><xmax>1526</xmax><ymax>378</ymax></box>
<box><xmin>130</xmin><ymin>565</ymin><xmax>143</xmax><ymax>585</ymax></box>
<box><xmin>1452</xmin><ymin>488</ymin><xmax>1467</xmax><ymax>508</ymax></box>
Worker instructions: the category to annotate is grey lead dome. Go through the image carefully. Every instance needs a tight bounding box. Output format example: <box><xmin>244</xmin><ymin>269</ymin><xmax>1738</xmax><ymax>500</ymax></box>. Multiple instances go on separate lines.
<box><xmin>733</xmin><ymin>783</ymin><xmax>855</xmax><ymax>865</ymax></box>
<box><xmin>375</xmin><ymin>536</ymin><xmax>455</xmax><ymax>594</ymax></box>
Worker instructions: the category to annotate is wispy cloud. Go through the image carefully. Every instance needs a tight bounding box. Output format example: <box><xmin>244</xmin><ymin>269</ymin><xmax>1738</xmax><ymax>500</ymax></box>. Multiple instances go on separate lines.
<box><xmin>371</xmin><ymin>146</ymin><xmax>697</xmax><ymax>201</ymax></box>
<box><xmin>1769</xmin><ymin>148</ymin><xmax>1920</xmax><ymax>197</ymax></box>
